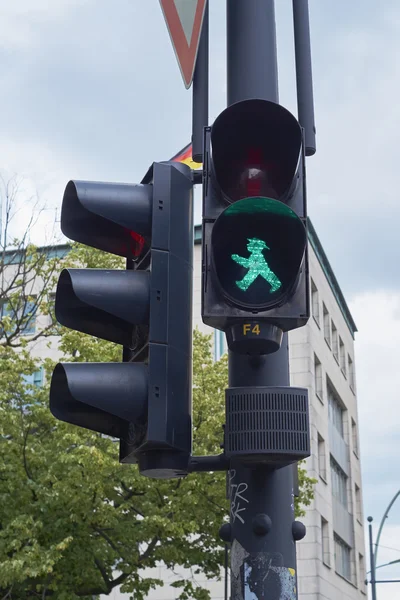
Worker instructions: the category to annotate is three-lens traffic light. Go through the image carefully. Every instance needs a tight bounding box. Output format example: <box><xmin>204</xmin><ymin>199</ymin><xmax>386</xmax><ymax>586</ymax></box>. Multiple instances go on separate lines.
<box><xmin>50</xmin><ymin>162</ymin><xmax>194</xmax><ymax>478</ymax></box>
<box><xmin>202</xmin><ymin>99</ymin><xmax>309</xmax><ymax>354</ymax></box>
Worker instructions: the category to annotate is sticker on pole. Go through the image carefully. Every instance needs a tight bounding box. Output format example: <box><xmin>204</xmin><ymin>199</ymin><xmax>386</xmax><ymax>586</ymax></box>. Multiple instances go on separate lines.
<box><xmin>160</xmin><ymin>0</ymin><xmax>208</xmax><ymax>89</ymax></box>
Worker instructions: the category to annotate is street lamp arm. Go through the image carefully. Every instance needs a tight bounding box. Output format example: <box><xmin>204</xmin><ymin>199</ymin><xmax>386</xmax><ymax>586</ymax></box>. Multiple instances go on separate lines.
<box><xmin>374</xmin><ymin>490</ymin><xmax>400</xmax><ymax>569</ymax></box>
<box><xmin>367</xmin><ymin>558</ymin><xmax>400</xmax><ymax>575</ymax></box>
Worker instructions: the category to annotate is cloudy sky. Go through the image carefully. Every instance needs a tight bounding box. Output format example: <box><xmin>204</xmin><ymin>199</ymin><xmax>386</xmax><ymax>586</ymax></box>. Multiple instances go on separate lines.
<box><xmin>1</xmin><ymin>0</ymin><xmax>400</xmax><ymax>597</ymax></box>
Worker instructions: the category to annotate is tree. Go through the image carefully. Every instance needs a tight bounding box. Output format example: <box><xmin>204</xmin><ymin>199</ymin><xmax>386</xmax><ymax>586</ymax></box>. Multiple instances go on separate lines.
<box><xmin>0</xmin><ymin>239</ymin><xmax>316</xmax><ymax>600</ymax></box>
<box><xmin>0</xmin><ymin>174</ymin><xmax>63</xmax><ymax>348</ymax></box>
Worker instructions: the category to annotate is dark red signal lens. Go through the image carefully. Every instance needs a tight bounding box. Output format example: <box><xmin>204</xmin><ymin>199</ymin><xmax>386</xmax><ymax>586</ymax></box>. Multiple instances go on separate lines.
<box><xmin>210</xmin><ymin>99</ymin><xmax>302</xmax><ymax>205</ymax></box>
<box><xmin>238</xmin><ymin>148</ymin><xmax>280</xmax><ymax>201</ymax></box>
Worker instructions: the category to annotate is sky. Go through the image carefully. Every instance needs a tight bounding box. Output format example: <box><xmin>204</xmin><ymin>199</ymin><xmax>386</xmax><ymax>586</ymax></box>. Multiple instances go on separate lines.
<box><xmin>1</xmin><ymin>1</ymin><xmax>400</xmax><ymax>597</ymax></box>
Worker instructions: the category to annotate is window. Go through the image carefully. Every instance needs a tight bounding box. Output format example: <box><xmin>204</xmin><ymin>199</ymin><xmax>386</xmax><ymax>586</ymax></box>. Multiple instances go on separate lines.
<box><xmin>323</xmin><ymin>304</ymin><xmax>331</xmax><ymax>346</ymax></box>
<box><xmin>331</xmin><ymin>458</ymin><xmax>348</xmax><ymax>508</ymax></box>
<box><xmin>331</xmin><ymin>321</ymin><xmax>339</xmax><ymax>363</ymax></box>
<box><xmin>351</xmin><ymin>418</ymin><xmax>359</xmax><ymax>457</ymax></box>
<box><xmin>359</xmin><ymin>553</ymin><xmax>366</xmax><ymax>593</ymax></box>
<box><xmin>334</xmin><ymin>535</ymin><xmax>352</xmax><ymax>581</ymax></box>
<box><xmin>314</xmin><ymin>354</ymin><xmax>323</xmax><ymax>401</ymax></box>
<box><xmin>23</xmin><ymin>299</ymin><xmax>37</xmax><ymax>334</ymax></box>
<box><xmin>214</xmin><ymin>330</ymin><xmax>225</xmax><ymax>360</ymax></box>
<box><xmin>321</xmin><ymin>518</ymin><xmax>330</xmax><ymax>566</ymax></box>
<box><xmin>355</xmin><ymin>484</ymin><xmax>362</xmax><ymax>523</ymax></box>
<box><xmin>339</xmin><ymin>337</ymin><xmax>346</xmax><ymax>377</ymax></box>
<box><xmin>23</xmin><ymin>368</ymin><xmax>44</xmax><ymax>391</ymax></box>
<box><xmin>0</xmin><ymin>298</ymin><xmax>37</xmax><ymax>336</ymax></box>
<box><xmin>0</xmin><ymin>301</ymin><xmax>11</xmax><ymax>336</ymax></box>
<box><xmin>318</xmin><ymin>434</ymin><xmax>327</xmax><ymax>481</ymax></box>
<box><xmin>328</xmin><ymin>384</ymin><xmax>344</xmax><ymax>437</ymax></box>
<box><xmin>348</xmin><ymin>355</ymin><xmax>355</xmax><ymax>391</ymax></box>
<box><xmin>311</xmin><ymin>279</ymin><xmax>320</xmax><ymax>326</ymax></box>
<box><xmin>33</xmin><ymin>368</ymin><xmax>44</xmax><ymax>387</ymax></box>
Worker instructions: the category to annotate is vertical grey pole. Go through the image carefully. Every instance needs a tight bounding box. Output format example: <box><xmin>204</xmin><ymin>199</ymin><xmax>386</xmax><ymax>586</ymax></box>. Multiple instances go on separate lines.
<box><xmin>368</xmin><ymin>517</ymin><xmax>377</xmax><ymax>600</ymax></box>
<box><xmin>374</xmin><ymin>489</ymin><xmax>400</xmax><ymax>571</ymax></box>
<box><xmin>292</xmin><ymin>0</ymin><xmax>317</xmax><ymax>156</ymax></box>
<box><xmin>227</xmin><ymin>0</ymin><xmax>279</xmax><ymax>104</ymax></box>
<box><xmin>229</xmin><ymin>345</ymin><xmax>298</xmax><ymax>599</ymax></box>
<box><xmin>226</xmin><ymin>2</ymin><xmax>299</xmax><ymax>599</ymax></box>
<box><xmin>192</xmin><ymin>2</ymin><xmax>209</xmax><ymax>163</ymax></box>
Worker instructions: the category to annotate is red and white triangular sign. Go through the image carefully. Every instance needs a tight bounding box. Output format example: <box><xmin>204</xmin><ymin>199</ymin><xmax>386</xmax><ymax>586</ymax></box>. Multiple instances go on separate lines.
<box><xmin>160</xmin><ymin>0</ymin><xmax>208</xmax><ymax>89</ymax></box>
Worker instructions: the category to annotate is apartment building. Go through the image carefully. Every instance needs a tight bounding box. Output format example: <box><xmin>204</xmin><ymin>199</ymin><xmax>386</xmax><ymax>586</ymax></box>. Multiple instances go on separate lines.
<box><xmin>1</xmin><ymin>218</ymin><xmax>366</xmax><ymax>600</ymax></box>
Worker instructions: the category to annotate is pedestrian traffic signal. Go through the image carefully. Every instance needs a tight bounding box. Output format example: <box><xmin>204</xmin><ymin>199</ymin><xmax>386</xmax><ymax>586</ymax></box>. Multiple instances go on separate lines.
<box><xmin>50</xmin><ymin>162</ymin><xmax>194</xmax><ymax>478</ymax></box>
<box><xmin>202</xmin><ymin>99</ymin><xmax>309</xmax><ymax>354</ymax></box>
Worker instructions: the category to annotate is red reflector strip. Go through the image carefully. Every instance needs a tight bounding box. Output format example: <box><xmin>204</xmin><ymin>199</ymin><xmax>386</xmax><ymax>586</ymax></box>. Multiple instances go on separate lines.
<box><xmin>128</xmin><ymin>230</ymin><xmax>145</xmax><ymax>257</ymax></box>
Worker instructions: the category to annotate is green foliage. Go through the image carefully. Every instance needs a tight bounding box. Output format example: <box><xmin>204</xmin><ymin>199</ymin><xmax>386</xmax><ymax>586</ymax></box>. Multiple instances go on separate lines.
<box><xmin>0</xmin><ymin>242</ymin><xmax>316</xmax><ymax>599</ymax></box>
<box><xmin>0</xmin><ymin>243</ymin><xmax>64</xmax><ymax>347</ymax></box>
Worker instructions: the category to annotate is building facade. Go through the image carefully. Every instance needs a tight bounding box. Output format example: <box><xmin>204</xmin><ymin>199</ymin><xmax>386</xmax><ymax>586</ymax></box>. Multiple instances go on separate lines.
<box><xmin>2</xmin><ymin>218</ymin><xmax>366</xmax><ymax>600</ymax></box>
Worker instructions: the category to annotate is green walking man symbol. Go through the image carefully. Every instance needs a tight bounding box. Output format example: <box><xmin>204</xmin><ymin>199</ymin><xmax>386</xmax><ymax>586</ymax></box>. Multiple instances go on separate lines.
<box><xmin>231</xmin><ymin>237</ymin><xmax>282</xmax><ymax>293</ymax></box>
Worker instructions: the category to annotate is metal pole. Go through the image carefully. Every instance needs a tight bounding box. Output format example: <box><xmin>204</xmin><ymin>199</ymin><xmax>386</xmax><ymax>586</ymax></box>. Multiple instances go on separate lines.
<box><xmin>191</xmin><ymin>1</ymin><xmax>209</xmax><ymax>163</ymax></box>
<box><xmin>227</xmin><ymin>0</ymin><xmax>279</xmax><ymax>105</ymax></box>
<box><xmin>226</xmin><ymin>3</ymin><xmax>303</xmax><ymax>598</ymax></box>
<box><xmin>374</xmin><ymin>490</ymin><xmax>400</xmax><ymax>571</ymax></box>
<box><xmin>292</xmin><ymin>0</ymin><xmax>316</xmax><ymax>156</ymax></box>
<box><xmin>368</xmin><ymin>517</ymin><xmax>377</xmax><ymax>600</ymax></box>
<box><xmin>228</xmin><ymin>345</ymin><xmax>298</xmax><ymax>599</ymax></box>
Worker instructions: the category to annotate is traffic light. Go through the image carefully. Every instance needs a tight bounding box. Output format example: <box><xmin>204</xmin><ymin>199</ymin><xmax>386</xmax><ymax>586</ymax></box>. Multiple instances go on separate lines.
<box><xmin>50</xmin><ymin>162</ymin><xmax>194</xmax><ymax>479</ymax></box>
<box><xmin>202</xmin><ymin>99</ymin><xmax>309</xmax><ymax>354</ymax></box>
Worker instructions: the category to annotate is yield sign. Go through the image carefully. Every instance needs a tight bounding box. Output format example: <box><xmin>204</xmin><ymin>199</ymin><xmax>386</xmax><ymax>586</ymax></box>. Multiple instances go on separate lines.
<box><xmin>160</xmin><ymin>0</ymin><xmax>208</xmax><ymax>89</ymax></box>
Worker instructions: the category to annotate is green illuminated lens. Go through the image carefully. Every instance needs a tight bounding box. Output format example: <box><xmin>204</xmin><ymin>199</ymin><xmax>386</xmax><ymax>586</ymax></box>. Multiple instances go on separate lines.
<box><xmin>224</xmin><ymin>196</ymin><xmax>297</xmax><ymax>218</ymax></box>
<box><xmin>231</xmin><ymin>238</ymin><xmax>282</xmax><ymax>293</ymax></box>
<box><xmin>211</xmin><ymin>196</ymin><xmax>306</xmax><ymax>310</ymax></box>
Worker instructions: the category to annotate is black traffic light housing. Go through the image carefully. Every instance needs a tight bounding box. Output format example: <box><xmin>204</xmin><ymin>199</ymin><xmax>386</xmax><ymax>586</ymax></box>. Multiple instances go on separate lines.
<box><xmin>202</xmin><ymin>99</ymin><xmax>309</xmax><ymax>354</ymax></box>
<box><xmin>50</xmin><ymin>162</ymin><xmax>194</xmax><ymax>479</ymax></box>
